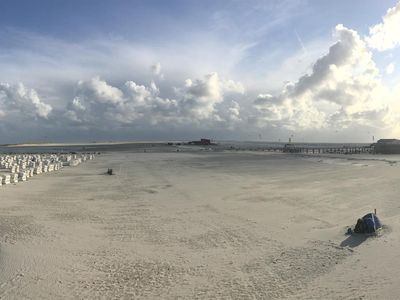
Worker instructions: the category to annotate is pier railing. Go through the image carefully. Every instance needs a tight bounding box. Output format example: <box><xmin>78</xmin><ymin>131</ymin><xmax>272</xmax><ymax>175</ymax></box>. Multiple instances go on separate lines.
<box><xmin>271</xmin><ymin>145</ymin><xmax>375</xmax><ymax>154</ymax></box>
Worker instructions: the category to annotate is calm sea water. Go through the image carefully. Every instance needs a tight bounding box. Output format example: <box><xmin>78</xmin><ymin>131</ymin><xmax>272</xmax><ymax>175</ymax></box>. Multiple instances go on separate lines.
<box><xmin>0</xmin><ymin>141</ymin><xmax>372</xmax><ymax>154</ymax></box>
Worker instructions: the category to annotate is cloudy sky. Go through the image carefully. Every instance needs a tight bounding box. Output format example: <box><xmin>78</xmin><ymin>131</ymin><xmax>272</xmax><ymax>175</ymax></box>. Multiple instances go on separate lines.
<box><xmin>1</xmin><ymin>0</ymin><xmax>400</xmax><ymax>143</ymax></box>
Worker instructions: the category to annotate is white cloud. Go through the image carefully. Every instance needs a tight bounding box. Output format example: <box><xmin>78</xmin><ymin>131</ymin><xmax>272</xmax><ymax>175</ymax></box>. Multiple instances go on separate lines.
<box><xmin>76</xmin><ymin>77</ymin><xmax>124</xmax><ymax>105</ymax></box>
<box><xmin>151</xmin><ymin>62</ymin><xmax>164</xmax><ymax>80</ymax></box>
<box><xmin>0</xmin><ymin>82</ymin><xmax>52</xmax><ymax>119</ymax></box>
<box><xmin>366</xmin><ymin>1</ymin><xmax>400</xmax><ymax>51</ymax></box>
<box><xmin>386</xmin><ymin>62</ymin><xmax>395</xmax><ymax>74</ymax></box>
<box><xmin>124</xmin><ymin>81</ymin><xmax>152</xmax><ymax>104</ymax></box>
<box><xmin>254</xmin><ymin>24</ymin><xmax>389</xmax><ymax>132</ymax></box>
<box><xmin>64</xmin><ymin>72</ymin><xmax>244</xmax><ymax>129</ymax></box>
<box><xmin>176</xmin><ymin>72</ymin><xmax>244</xmax><ymax>120</ymax></box>
<box><xmin>227</xmin><ymin>100</ymin><xmax>241</xmax><ymax>122</ymax></box>
<box><xmin>72</xmin><ymin>97</ymin><xmax>86</xmax><ymax>111</ymax></box>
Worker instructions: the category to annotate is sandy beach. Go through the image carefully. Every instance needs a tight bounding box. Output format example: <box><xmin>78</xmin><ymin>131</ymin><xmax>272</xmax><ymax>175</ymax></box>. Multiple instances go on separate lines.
<box><xmin>0</xmin><ymin>149</ymin><xmax>399</xmax><ymax>299</ymax></box>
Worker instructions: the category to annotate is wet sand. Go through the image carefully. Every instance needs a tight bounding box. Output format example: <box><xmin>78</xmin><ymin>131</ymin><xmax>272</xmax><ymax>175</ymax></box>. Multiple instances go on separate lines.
<box><xmin>0</xmin><ymin>150</ymin><xmax>399</xmax><ymax>299</ymax></box>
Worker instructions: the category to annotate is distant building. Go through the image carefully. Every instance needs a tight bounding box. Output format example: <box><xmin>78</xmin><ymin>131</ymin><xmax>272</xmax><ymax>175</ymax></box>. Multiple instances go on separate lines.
<box><xmin>200</xmin><ymin>139</ymin><xmax>211</xmax><ymax>145</ymax></box>
<box><xmin>188</xmin><ymin>138</ymin><xmax>214</xmax><ymax>145</ymax></box>
<box><xmin>373</xmin><ymin>139</ymin><xmax>400</xmax><ymax>154</ymax></box>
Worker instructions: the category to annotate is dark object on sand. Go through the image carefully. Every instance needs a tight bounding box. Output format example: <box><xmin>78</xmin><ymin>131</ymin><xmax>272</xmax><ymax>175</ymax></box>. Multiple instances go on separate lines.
<box><xmin>107</xmin><ymin>168</ymin><xmax>113</xmax><ymax>175</ymax></box>
<box><xmin>353</xmin><ymin>213</ymin><xmax>382</xmax><ymax>234</ymax></box>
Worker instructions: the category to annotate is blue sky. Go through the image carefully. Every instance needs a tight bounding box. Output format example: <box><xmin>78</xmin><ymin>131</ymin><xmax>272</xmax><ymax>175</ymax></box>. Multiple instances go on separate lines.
<box><xmin>0</xmin><ymin>0</ymin><xmax>400</xmax><ymax>143</ymax></box>
<box><xmin>0</xmin><ymin>1</ymin><xmax>394</xmax><ymax>38</ymax></box>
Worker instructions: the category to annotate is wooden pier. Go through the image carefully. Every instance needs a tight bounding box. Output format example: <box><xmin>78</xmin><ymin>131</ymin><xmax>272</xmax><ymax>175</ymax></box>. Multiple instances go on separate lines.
<box><xmin>267</xmin><ymin>144</ymin><xmax>374</xmax><ymax>154</ymax></box>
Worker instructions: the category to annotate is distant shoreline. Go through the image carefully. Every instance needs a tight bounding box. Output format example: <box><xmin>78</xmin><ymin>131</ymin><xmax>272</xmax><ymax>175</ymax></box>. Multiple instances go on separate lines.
<box><xmin>1</xmin><ymin>141</ymin><xmax>177</xmax><ymax>148</ymax></box>
<box><xmin>1</xmin><ymin>140</ymin><xmax>374</xmax><ymax>148</ymax></box>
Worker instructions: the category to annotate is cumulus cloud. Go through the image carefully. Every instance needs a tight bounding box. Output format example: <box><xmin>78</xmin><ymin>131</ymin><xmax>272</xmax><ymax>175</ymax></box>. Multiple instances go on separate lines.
<box><xmin>0</xmin><ymin>82</ymin><xmax>52</xmax><ymax>119</ymax></box>
<box><xmin>76</xmin><ymin>77</ymin><xmax>124</xmax><ymax>105</ymax></box>
<box><xmin>64</xmin><ymin>73</ymin><xmax>244</xmax><ymax>129</ymax></box>
<box><xmin>254</xmin><ymin>24</ymin><xmax>389</xmax><ymax>131</ymax></box>
<box><xmin>227</xmin><ymin>100</ymin><xmax>241</xmax><ymax>122</ymax></box>
<box><xmin>366</xmin><ymin>1</ymin><xmax>400</xmax><ymax>51</ymax></box>
<box><xmin>176</xmin><ymin>72</ymin><xmax>244</xmax><ymax>120</ymax></box>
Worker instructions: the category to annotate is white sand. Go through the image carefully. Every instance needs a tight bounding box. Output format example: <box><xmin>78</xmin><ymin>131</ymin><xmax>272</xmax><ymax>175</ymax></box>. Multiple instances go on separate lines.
<box><xmin>0</xmin><ymin>151</ymin><xmax>399</xmax><ymax>299</ymax></box>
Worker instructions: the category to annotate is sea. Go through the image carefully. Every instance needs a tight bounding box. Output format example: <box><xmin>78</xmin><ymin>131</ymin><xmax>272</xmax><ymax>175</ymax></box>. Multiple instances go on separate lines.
<box><xmin>0</xmin><ymin>140</ymin><xmax>372</xmax><ymax>154</ymax></box>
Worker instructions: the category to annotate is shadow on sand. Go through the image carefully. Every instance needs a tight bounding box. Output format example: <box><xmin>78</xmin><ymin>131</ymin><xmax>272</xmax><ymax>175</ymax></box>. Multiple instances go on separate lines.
<box><xmin>340</xmin><ymin>234</ymin><xmax>369</xmax><ymax>248</ymax></box>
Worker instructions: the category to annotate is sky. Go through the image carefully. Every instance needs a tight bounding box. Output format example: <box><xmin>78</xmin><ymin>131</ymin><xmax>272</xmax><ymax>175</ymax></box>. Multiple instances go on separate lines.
<box><xmin>1</xmin><ymin>0</ymin><xmax>400</xmax><ymax>143</ymax></box>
